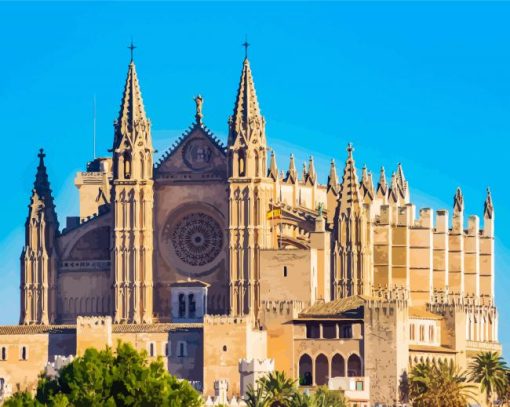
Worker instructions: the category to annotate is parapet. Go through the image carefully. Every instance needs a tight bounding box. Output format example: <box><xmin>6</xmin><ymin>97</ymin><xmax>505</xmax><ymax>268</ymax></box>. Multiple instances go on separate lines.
<box><xmin>238</xmin><ymin>358</ymin><xmax>275</xmax><ymax>374</ymax></box>
<box><xmin>203</xmin><ymin>315</ymin><xmax>249</xmax><ymax>326</ymax></box>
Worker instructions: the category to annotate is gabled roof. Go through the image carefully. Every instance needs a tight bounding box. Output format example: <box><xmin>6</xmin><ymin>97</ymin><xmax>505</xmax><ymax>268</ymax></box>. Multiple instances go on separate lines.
<box><xmin>299</xmin><ymin>296</ymin><xmax>368</xmax><ymax>318</ymax></box>
<box><xmin>154</xmin><ymin>122</ymin><xmax>225</xmax><ymax>175</ymax></box>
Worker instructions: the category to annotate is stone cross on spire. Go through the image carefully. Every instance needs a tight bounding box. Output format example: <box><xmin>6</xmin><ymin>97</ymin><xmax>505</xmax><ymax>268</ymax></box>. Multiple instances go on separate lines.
<box><xmin>128</xmin><ymin>39</ymin><xmax>136</xmax><ymax>62</ymax></box>
<box><xmin>242</xmin><ymin>35</ymin><xmax>250</xmax><ymax>59</ymax></box>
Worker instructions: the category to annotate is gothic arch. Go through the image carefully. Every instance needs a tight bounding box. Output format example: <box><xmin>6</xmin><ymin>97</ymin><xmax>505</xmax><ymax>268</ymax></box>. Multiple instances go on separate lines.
<box><xmin>347</xmin><ymin>354</ymin><xmax>362</xmax><ymax>377</ymax></box>
<box><xmin>315</xmin><ymin>354</ymin><xmax>329</xmax><ymax>386</ymax></box>
<box><xmin>331</xmin><ymin>354</ymin><xmax>345</xmax><ymax>378</ymax></box>
<box><xmin>298</xmin><ymin>354</ymin><xmax>313</xmax><ymax>386</ymax></box>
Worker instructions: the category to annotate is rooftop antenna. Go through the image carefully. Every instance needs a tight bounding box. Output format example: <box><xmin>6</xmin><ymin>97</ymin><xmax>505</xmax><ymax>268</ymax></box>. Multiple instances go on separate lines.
<box><xmin>93</xmin><ymin>94</ymin><xmax>97</xmax><ymax>159</ymax></box>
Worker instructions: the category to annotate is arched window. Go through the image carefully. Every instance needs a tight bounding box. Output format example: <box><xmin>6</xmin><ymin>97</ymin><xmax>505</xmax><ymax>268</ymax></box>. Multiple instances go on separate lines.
<box><xmin>410</xmin><ymin>324</ymin><xmax>415</xmax><ymax>340</ymax></box>
<box><xmin>331</xmin><ymin>354</ymin><xmax>345</xmax><ymax>377</ymax></box>
<box><xmin>419</xmin><ymin>325</ymin><xmax>425</xmax><ymax>342</ymax></box>
<box><xmin>0</xmin><ymin>347</ymin><xmax>6</xmax><ymax>361</ymax></box>
<box><xmin>315</xmin><ymin>354</ymin><xmax>329</xmax><ymax>386</ymax></box>
<box><xmin>347</xmin><ymin>354</ymin><xmax>362</xmax><ymax>377</ymax></box>
<box><xmin>178</xmin><ymin>294</ymin><xmax>186</xmax><ymax>318</ymax></box>
<box><xmin>298</xmin><ymin>354</ymin><xmax>313</xmax><ymax>386</ymax></box>
<box><xmin>148</xmin><ymin>342</ymin><xmax>155</xmax><ymax>357</ymax></box>
<box><xmin>188</xmin><ymin>294</ymin><xmax>196</xmax><ymax>318</ymax></box>
<box><xmin>429</xmin><ymin>325</ymin><xmax>434</xmax><ymax>343</ymax></box>
<box><xmin>238</xmin><ymin>152</ymin><xmax>246</xmax><ymax>177</ymax></box>
<box><xmin>123</xmin><ymin>152</ymin><xmax>132</xmax><ymax>179</ymax></box>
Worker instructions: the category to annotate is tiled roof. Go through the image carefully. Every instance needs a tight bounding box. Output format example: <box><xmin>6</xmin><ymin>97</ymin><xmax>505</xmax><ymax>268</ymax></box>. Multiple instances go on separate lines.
<box><xmin>409</xmin><ymin>344</ymin><xmax>457</xmax><ymax>354</ymax></box>
<box><xmin>299</xmin><ymin>296</ymin><xmax>369</xmax><ymax>318</ymax></box>
<box><xmin>0</xmin><ymin>325</ymin><xmax>76</xmax><ymax>335</ymax></box>
<box><xmin>0</xmin><ymin>322</ymin><xmax>202</xmax><ymax>335</ymax></box>
<box><xmin>112</xmin><ymin>323</ymin><xmax>202</xmax><ymax>333</ymax></box>
<box><xmin>170</xmin><ymin>280</ymin><xmax>210</xmax><ymax>288</ymax></box>
<box><xmin>409</xmin><ymin>306</ymin><xmax>443</xmax><ymax>320</ymax></box>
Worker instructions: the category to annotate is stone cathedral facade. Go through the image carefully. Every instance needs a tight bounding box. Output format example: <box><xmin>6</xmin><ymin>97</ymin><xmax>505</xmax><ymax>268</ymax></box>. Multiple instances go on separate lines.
<box><xmin>0</xmin><ymin>52</ymin><xmax>502</xmax><ymax>406</ymax></box>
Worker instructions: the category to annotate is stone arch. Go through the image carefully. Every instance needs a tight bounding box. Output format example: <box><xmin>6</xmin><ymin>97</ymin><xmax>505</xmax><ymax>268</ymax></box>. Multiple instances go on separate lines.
<box><xmin>315</xmin><ymin>354</ymin><xmax>329</xmax><ymax>386</ymax></box>
<box><xmin>347</xmin><ymin>354</ymin><xmax>362</xmax><ymax>377</ymax></box>
<box><xmin>298</xmin><ymin>354</ymin><xmax>313</xmax><ymax>386</ymax></box>
<box><xmin>331</xmin><ymin>354</ymin><xmax>345</xmax><ymax>378</ymax></box>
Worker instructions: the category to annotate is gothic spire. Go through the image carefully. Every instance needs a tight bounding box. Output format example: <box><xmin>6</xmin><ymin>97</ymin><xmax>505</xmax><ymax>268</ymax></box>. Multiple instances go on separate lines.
<box><xmin>113</xmin><ymin>58</ymin><xmax>150</xmax><ymax>150</ymax></box>
<box><xmin>228</xmin><ymin>56</ymin><xmax>265</xmax><ymax>146</ymax></box>
<box><xmin>376</xmin><ymin>166</ymin><xmax>388</xmax><ymax>198</ymax></box>
<box><xmin>484</xmin><ymin>187</ymin><xmax>494</xmax><ymax>219</ymax></box>
<box><xmin>388</xmin><ymin>172</ymin><xmax>399</xmax><ymax>204</ymax></box>
<box><xmin>453</xmin><ymin>187</ymin><xmax>464</xmax><ymax>213</ymax></box>
<box><xmin>305</xmin><ymin>156</ymin><xmax>317</xmax><ymax>185</ymax></box>
<box><xmin>29</xmin><ymin>149</ymin><xmax>58</xmax><ymax>227</ymax></box>
<box><xmin>285</xmin><ymin>154</ymin><xmax>298</xmax><ymax>184</ymax></box>
<box><xmin>268</xmin><ymin>150</ymin><xmax>278</xmax><ymax>181</ymax></box>
<box><xmin>360</xmin><ymin>165</ymin><xmax>375</xmax><ymax>202</ymax></box>
<box><xmin>337</xmin><ymin>143</ymin><xmax>362</xmax><ymax>215</ymax></box>
<box><xmin>327</xmin><ymin>159</ymin><xmax>339</xmax><ymax>194</ymax></box>
<box><xmin>395</xmin><ymin>163</ymin><xmax>408</xmax><ymax>200</ymax></box>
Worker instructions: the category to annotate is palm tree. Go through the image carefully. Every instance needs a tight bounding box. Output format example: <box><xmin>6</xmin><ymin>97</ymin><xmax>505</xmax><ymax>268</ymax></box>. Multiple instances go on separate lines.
<box><xmin>469</xmin><ymin>351</ymin><xmax>508</xmax><ymax>407</ymax></box>
<box><xmin>410</xmin><ymin>360</ymin><xmax>477</xmax><ymax>407</ymax></box>
<box><xmin>245</xmin><ymin>383</ymin><xmax>270</xmax><ymax>407</ymax></box>
<box><xmin>258</xmin><ymin>371</ymin><xmax>298</xmax><ymax>407</ymax></box>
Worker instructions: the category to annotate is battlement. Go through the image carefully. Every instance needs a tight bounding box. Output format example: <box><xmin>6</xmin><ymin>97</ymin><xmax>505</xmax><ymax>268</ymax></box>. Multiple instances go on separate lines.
<box><xmin>76</xmin><ymin>315</ymin><xmax>112</xmax><ymax>328</ymax></box>
<box><xmin>261</xmin><ymin>300</ymin><xmax>305</xmax><ymax>316</ymax></box>
<box><xmin>238</xmin><ymin>358</ymin><xmax>274</xmax><ymax>373</ymax></box>
<box><xmin>203</xmin><ymin>315</ymin><xmax>250</xmax><ymax>326</ymax></box>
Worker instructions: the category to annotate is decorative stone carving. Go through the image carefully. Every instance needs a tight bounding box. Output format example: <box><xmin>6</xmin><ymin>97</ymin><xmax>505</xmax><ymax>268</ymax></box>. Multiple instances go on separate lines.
<box><xmin>166</xmin><ymin>213</ymin><xmax>223</xmax><ymax>267</ymax></box>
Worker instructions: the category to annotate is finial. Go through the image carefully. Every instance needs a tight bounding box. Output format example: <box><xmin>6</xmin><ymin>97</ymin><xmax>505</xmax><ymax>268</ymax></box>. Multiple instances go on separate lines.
<box><xmin>128</xmin><ymin>39</ymin><xmax>137</xmax><ymax>62</ymax></box>
<box><xmin>38</xmin><ymin>148</ymin><xmax>45</xmax><ymax>160</ymax></box>
<box><xmin>347</xmin><ymin>142</ymin><xmax>354</xmax><ymax>158</ymax></box>
<box><xmin>194</xmin><ymin>94</ymin><xmax>204</xmax><ymax>125</ymax></box>
<box><xmin>242</xmin><ymin>35</ymin><xmax>250</xmax><ymax>59</ymax></box>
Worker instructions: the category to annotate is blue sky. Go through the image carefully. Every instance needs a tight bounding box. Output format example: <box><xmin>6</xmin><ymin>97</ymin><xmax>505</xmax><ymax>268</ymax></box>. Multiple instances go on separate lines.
<box><xmin>0</xmin><ymin>2</ymin><xmax>509</xmax><ymax>356</ymax></box>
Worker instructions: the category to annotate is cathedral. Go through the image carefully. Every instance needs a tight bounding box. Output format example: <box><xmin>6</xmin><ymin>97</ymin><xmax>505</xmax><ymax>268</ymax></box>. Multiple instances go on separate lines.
<box><xmin>0</xmin><ymin>49</ymin><xmax>502</xmax><ymax>406</ymax></box>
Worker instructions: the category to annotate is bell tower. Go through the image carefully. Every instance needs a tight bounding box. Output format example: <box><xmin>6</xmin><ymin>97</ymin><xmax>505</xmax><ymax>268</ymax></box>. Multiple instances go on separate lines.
<box><xmin>227</xmin><ymin>51</ymin><xmax>273</xmax><ymax>318</ymax></box>
<box><xmin>20</xmin><ymin>149</ymin><xmax>59</xmax><ymax>324</ymax></box>
<box><xmin>111</xmin><ymin>49</ymin><xmax>154</xmax><ymax>323</ymax></box>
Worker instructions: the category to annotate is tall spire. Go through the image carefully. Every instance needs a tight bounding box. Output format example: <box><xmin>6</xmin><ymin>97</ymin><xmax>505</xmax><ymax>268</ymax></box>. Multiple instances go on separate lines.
<box><xmin>453</xmin><ymin>187</ymin><xmax>464</xmax><ymax>213</ymax></box>
<box><xmin>285</xmin><ymin>154</ymin><xmax>298</xmax><ymax>184</ymax></box>
<box><xmin>337</xmin><ymin>143</ymin><xmax>361</xmax><ymax>215</ymax></box>
<box><xmin>268</xmin><ymin>150</ymin><xmax>278</xmax><ymax>181</ymax></box>
<box><xmin>484</xmin><ymin>187</ymin><xmax>494</xmax><ymax>219</ymax></box>
<box><xmin>395</xmin><ymin>163</ymin><xmax>409</xmax><ymax>201</ymax></box>
<box><xmin>31</xmin><ymin>149</ymin><xmax>57</xmax><ymax>225</ymax></box>
<box><xmin>113</xmin><ymin>57</ymin><xmax>150</xmax><ymax>150</ymax></box>
<box><xmin>228</xmin><ymin>56</ymin><xmax>265</xmax><ymax>146</ymax></box>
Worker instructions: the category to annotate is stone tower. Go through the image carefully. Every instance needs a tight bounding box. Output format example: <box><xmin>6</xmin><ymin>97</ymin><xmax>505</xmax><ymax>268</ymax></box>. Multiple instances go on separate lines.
<box><xmin>20</xmin><ymin>149</ymin><xmax>59</xmax><ymax>324</ymax></box>
<box><xmin>227</xmin><ymin>56</ymin><xmax>273</xmax><ymax>318</ymax></box>
<box><xmin>111</xmin><ymin>56</ymin><xmax>154</xmax><ymax>323</ymax></box>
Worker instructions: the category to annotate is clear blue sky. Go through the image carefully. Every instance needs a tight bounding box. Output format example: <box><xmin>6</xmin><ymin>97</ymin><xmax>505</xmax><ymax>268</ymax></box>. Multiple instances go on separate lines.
<box><xmin>0</xmin><ymin>2</ymin><xmax>509</xmax><ymax>355</ymax></box>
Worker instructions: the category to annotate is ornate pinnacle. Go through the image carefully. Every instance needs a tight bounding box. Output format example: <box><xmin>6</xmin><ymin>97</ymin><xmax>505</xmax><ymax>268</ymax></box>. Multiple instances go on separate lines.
<box><xmin>347</xmin><ymin>142</ymin><xmax>354</xmax><ymax>158</ymax></box>
<box><xmin>453</xmin><ymin>187</ymin><xmax>464</xmax><ymax>213</ymax></box>
<box><xmin>484</xmin><ymin>187</ymin><xmax>494</xmax><ymax>219</ymax></box>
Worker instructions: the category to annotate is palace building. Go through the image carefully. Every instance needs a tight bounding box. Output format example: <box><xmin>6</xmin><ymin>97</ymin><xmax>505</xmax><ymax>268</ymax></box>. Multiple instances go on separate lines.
<box><xmin>0</xmin><ymin>49</ymin><xmax>501</xmax><ymax>406</ymax></box>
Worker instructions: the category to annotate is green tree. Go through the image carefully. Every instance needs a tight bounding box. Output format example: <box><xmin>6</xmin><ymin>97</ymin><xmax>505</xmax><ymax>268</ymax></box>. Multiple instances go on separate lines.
<box><xmin>410</xmin><ymin>360</ymin><xmax>477</xmax><ymax>407</ymax></box>
<box><xmin>469</xmin><ymin>351</ymin><xmax>508</xmax><ymax>407</ymax></box>
<box><xmin>3</xmin><ymin>391</ymin><xmax>37</xmax><ymax>407</ymax></box>
<box><xmin>310</xmin><ymin>386</ymin><xmax>347</xmax><ymax>407</ymax></box>
<box><xmin>5</xmin><ymin>342</ymin><xmax>202</xmax><ymax>407</ymax></box>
